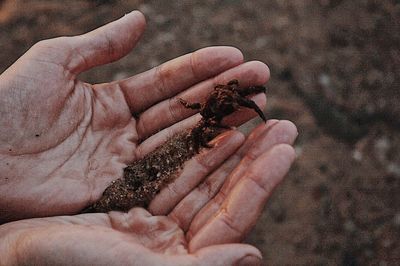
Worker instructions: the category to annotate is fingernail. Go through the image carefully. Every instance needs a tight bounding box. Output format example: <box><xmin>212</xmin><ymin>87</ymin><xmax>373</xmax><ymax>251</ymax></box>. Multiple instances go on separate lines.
<box><xmin>209</xmin><ymin>130</ymin><xmax>236</xmax><ymax>146</ymax></box>
<box><xmin>236</xmin><ymin>255</ymin><xmax>262</xmax><ymax>266</ymax></box>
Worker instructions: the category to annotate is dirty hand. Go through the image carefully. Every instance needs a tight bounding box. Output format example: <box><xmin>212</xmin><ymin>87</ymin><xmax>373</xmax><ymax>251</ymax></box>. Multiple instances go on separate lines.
<box><xmin>0</xmin><ymin>10</ymin><xmax>271</xmax><ymax>222</ymax></box>
<box><xmin>0</xmin><ymin>122</ymin><xmax>297</xmax><ymax>265</ymax></box>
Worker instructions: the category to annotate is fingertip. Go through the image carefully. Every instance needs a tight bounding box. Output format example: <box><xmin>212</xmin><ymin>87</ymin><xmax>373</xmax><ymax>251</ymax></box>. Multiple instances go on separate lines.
<box><xmin>203</xmin><ymin>46</ymin><xmax>244</xmax><ymax>63</ymax></box>
<box><xmin>260</xmin><ymin>120</ymin><xmax>298</xmax><ymax>146</ymax></box>
<box><xmin>217</xmin><ymin>60</ymin><xmax>269</xmax><ymax>91</ymax></box>
<box><xmin>121</xmin><ymin>10</ymin><xmax>146</xmax><ymax>35</ymax></box>
<box><xmin>193</xmin><ymin>243</ymin><xmax>262</xmax><ymax>264</ymax></box>
<box><xmin>126</xmin><ymin>10</ymin><xmax>147</xmax><ymax>28</ymax></box>
<box><xmin>278</xmin><ymin>120</ymin><xmax>298</xmax><ymax>137</ymax></box>
<box><xmin>210</xmin><ymin>129</ymin><xmax>245</xmax><ymax>147</ymax></box>
<box><xmin>248</xmin><ymin>60</ymin><xmax>270</xmax><ymax>85</ymax></box>
<box><xmin>192</xmin><ymin>46</ymin><xmax>244</xmax><ymax>79</ymax></box>
<box><xmin>66</xmin><ymin>9</ymin><xmax>148</xmax><ymax>73</ymax></box>
<box><xmin>218</xmin><ymin>46</ymin><xmax>245</xmax><ymax>64</ymax></box>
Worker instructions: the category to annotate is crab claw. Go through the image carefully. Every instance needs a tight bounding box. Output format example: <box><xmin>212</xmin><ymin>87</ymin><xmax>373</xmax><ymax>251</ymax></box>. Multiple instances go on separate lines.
<box><xmin>239</xmin><ymin>85</ymin><xmax>267</xmax><ymax>97</ymax></box>
<box><xmin>237</xmin><ymin>97</ymin><xmax>267</xmax><ymax>122</ymax></box>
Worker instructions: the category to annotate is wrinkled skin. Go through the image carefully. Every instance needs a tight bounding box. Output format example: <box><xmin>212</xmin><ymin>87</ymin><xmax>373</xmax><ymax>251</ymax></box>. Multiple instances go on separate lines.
<box><xmin>0</xmin><ymin>11</ymin><xmax>297</xmax><ymax>265</ymax></box>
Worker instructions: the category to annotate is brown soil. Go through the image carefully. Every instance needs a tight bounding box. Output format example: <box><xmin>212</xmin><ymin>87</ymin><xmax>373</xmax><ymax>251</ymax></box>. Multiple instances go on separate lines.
<box><xmin>84</xmin><ymin>131</ymin><xmax>197</xmax><ymax>212</ymax></box>
<box><xmin>84</xmin><ymin>129</ymin><xmax>219</xmax><ymax>213</ymax></box>
<box><xmin>1</xmin><ymin>0</ymin><xmax>399</xmax><ymax>265</ymax></box>
<box><xmin>85</xmin><ymin>80</ymin><xmax>264</xmax><ymax>213</ymax></box>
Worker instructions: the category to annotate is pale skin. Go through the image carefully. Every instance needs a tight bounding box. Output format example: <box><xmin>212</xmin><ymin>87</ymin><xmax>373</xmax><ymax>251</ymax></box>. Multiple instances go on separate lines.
<box><xmin>0</xmin><ymin>11</ymin><xmax>297</xmax><ymax>265</ymax></box>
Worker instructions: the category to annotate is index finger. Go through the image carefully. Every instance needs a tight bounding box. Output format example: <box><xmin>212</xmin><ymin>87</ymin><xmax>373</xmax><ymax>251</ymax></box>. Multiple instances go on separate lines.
<box><xmin>116</xmin><ymin>46</ymin><xmax>243</xmax><ymax>114</ymax></box>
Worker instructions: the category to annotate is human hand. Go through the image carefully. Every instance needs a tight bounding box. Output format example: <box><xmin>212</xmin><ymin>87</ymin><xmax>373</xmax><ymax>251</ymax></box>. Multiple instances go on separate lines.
<box><xmin>0</xmin><ymin>121</ymin><xmax>297</xmax><ymax>265</ymax></box>
<box><xmin>0</xmin><ymin>210</ymin><xmax>262</xmax><ymax>266</ymax></box>
<box><xmin>0</xmin><ymin>11</ymin><xmax>270</xmax><ymax>222</ymax></box>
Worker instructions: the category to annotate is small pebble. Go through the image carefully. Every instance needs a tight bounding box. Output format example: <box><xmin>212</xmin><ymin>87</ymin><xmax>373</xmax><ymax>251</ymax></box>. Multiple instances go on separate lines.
<box><xmin>386</xmin><ymin>163</ymin><xmax>400</xmax><ymax>176</ymax></box>
<box><xmin>318</xmin><ymin>73</ymin><xmax>331</xmax><ymax>88</ymax></box>
<box><xmin>343</xmin><ymin>220</ymin><xmax>356</xmax><ymax>232</ymax></box>
<box><xmin>352</xmin><ymin>150</ymin><xmax>363</xmax><ymax>161</ymax></box>
<box><xmin>294</xmin><ymin>145</ymin><xmax>303</xmax><ymax>157</ymax></box>
<box><xmin>374</xmin><ymin>136</ymin><xmax>390</xmax><ymax>162</ymax></box>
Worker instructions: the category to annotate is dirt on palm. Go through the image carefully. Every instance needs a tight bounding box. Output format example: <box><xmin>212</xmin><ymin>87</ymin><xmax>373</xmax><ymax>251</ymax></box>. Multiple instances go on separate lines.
<box><xmin>83</xmin><ymin>130</ymin><xmax>201</xmax><ymax>213</ymax></box>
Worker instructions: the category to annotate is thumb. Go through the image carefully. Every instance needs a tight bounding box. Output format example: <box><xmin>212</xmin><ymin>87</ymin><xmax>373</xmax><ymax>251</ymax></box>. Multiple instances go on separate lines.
<box><xmin>192</xmin><ymin>244</ymin><xmax>262</xmax><ymax>266</ymax></box>
<box><xmin>63</xmin><ymin>10</ymin><xmax>146</xmax><ymax>74</ymax></box>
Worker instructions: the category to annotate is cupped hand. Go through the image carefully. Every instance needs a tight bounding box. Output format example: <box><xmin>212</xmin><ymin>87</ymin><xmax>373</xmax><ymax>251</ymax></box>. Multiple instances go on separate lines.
<box><xmin>0</xmin><ymin>121</ymin><xmax>297</xmax><ymax>265</ymax></box>
<box><xmin>0</xmin><ymin>11</ymin><xmax>271</xmax><ymax>222</ymax></box>
<box><xmin>0</xmin><ymin>210</ymin><xmax>261</xmax><ymax>266</ymax></box>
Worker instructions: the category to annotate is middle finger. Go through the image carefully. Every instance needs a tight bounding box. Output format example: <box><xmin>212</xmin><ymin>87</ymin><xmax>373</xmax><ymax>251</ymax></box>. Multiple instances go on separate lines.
<box><xmin>135</xmin><ymin>61</ymin><xmax>270</xmax><ymax>140</ymax></box>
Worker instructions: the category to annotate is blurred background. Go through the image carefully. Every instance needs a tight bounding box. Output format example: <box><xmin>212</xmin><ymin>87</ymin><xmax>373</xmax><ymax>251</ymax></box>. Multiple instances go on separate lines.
<box><xmin>0</xmin><ymin>0</ymin><xmax>399</xmax><ymax>264</ymax></box>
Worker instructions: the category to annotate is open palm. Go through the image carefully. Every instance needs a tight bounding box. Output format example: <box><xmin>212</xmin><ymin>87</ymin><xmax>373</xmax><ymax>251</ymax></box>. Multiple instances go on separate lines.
<box><xmin>0</xmin><ymin>11</ymin><xmax>273</xmax><ymax>222</ymax></box>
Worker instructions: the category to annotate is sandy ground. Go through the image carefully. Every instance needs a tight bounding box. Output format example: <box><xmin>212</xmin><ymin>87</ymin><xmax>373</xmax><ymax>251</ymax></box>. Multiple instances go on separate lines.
<box><xmin>1</xmin><ymin>0</ymin><xmax>399</xmax><ymax>265</ymax></box>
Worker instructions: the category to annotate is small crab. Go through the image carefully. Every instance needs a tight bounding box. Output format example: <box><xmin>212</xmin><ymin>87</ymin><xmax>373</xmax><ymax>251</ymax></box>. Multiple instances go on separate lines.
<box><xmin>179</xmin><ymin>79</ymin><xmax>266</xmax><ymax>149</ymax></box>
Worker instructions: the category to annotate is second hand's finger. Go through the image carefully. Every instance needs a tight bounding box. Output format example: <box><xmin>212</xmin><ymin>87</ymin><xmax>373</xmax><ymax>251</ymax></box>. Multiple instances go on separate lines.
<box><xmin>187</xmin><ymin>121</ymin><xmax>297</xmax><ymax>238</ymax></box>
<box><xmin>171</xmin><ymin>120</ymin><xmax>297</xmax><ymax>232</ymax></box>
<box><xmin>188</xmin><ymin>144</ymin><xmax>296</xmax><ymax>252</ymax></box>
<box><xmin>167</xmin><ymin>120</ymin><xmax>279</xmax><ymax>231</ymax></box>
<box><xmin>147</xmin><ymin>130</ymin><xmax>245</xmax><ymax>215</ymax></box>
<box><xmin>219</xmin><ymin>121</ymin><xmax>298</xmax><ymax>195</ymax></box>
